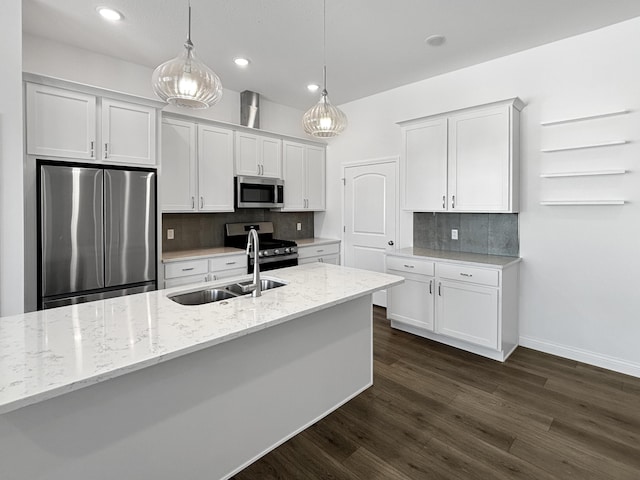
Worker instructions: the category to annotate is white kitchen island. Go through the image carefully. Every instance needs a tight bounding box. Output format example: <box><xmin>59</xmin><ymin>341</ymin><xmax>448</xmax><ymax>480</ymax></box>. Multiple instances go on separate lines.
<box><xmin>0</xmin><ymin>263</ymin><xmax>402</xmax><ymax>480</ymax></box>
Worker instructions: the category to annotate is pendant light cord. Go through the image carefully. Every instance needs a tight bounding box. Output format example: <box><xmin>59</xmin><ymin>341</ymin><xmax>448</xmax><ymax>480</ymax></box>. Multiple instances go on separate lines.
<box><xmin>322</xmin><ymin>0</ymin><xmax>327</xmax><ymax>94</ymax></box>
<box><xmin>186</xmin><ymin>0</ymin><xmax>193</xmax><ymax>46</ymax></box>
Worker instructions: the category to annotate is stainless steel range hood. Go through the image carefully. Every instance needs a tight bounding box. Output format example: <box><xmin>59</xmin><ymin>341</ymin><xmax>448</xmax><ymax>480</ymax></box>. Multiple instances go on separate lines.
<box><xmin>241</xmin><ymin>90</ymin><xmax>260</xmax><ymax>128</ymax></box>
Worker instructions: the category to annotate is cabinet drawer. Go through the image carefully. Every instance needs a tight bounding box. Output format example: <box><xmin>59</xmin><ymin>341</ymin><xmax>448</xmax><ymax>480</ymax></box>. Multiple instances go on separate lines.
<box><xmin>209</xmin><ymin>255</ymin><xmax>246</xmax><ymax>272</ymax></box>
<box><xmin>437</xmin><ymin>263</ymin><xmax>499</xmax><ymax>287</ymax></box>
<box><xmin>164</xmin><ymin>273</ymin><xmax>208</xmax><ymax>288</ymax></box>
<box><xmin>165</xmin><ymin>259</ymin><xmax>208</xmax><ymax>279</ymax></box>
<box><xmin>298</xmin><ymin>242</ymin><xmax>339</xmax><ymax>259</ymax></box>
<box><xmin>386</xmin><ymin>256</ymin><xmax>435</xmax><ymax>276</ymax></box>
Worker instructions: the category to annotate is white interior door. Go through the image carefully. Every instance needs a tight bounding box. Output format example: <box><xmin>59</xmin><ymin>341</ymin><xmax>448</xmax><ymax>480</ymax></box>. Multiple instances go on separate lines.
<box><xmin>344</xmin><ymin>161</ymin><xmax>397</xmax><ymax>306</ymax></box>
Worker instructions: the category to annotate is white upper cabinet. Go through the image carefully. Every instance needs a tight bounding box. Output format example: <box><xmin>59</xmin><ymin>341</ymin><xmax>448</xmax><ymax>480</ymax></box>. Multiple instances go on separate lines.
<box><xmin>160</xmin><ymin>117</ymin><xmax>234</xmax><ymax>213</ymax></box>
<box><xmin>399</xmin><ymin>98</ymin><xmax>523</xmax><ymax>213</ymax></box>
<box><xmin>26</xmin><ymin>83</ymin><xmax>97</xmax><ymax>160</ymax></box>
<box><xmin>197</xmin><ymin>124</ymin><xmax>234</xmax><ymax>212</ymax></box>
<box><xmin>281</xmin><ymin>141</ymin><xmax>326</xmax><ymax>211</ymax></box>
<box><xmin>161</xmin><ymin>118</ymin><xmax>197</xmax><ymax>211</ymax></box>
<box><xmin>402</xmin><ymin>118</ymin><xmax>448</xmax><ymax>211</ymax></box>
<box><xmin>26</xmin><ymin>82</ymin><xmax>159</xmax><ymax>166</ymax></box>
<box><xmin>235</xmin><ymin>132</ymin><xmax>282</xmax><ymax>178</ymax></box>
<box><xmin>101</xmin><ymin>99</ymin><xmax>156</xmax><ymax>165</ymax></box>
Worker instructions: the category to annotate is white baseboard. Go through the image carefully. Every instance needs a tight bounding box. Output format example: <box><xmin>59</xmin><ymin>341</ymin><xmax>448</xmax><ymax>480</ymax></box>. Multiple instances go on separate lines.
<box><xmin>519</xmin><ymin>335</ymin><xmax>640</xmax><ymax>379</ymax></box>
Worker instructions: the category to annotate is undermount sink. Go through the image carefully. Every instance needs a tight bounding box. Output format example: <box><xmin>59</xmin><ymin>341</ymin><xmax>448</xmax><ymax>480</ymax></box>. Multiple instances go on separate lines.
<box><xmin>169</xmin><ymin>288</ymin><xmax>238</xmax><ymax>306</ymax></box>
<box><xmin>168</xmin><ymin>278</ymin><xmax>287</xmax><ymax>306</ymax></box>
<box><xmin>224</xmin><ymin>279</ymin><xmax>286</xmax><ymax>296</ymax></box>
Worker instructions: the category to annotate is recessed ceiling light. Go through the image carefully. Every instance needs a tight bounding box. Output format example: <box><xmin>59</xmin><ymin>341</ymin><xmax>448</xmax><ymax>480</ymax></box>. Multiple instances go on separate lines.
<box><xmin>97</xmin><ymin>7</ymin><xmax>124</xmax><ymax>21</ymax></box>
<box><xmin>234</xmin><ymin>58</ymin><xmax>250</xmax><ymax>67</ymax></box>
<box><xmin>307</xmin><ymin>84</ymin><xmax>320</xmax><ymax>92</ymax></box>
<box><xmin>425</xmin><ymin>34</ymin><xmax>446</xmax><ymax>47</ymax></box>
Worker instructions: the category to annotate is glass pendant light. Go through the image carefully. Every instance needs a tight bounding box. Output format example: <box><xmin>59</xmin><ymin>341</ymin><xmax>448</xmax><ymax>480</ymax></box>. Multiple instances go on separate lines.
<box><xmin>152</xmin><ymin>1</ymin><xmax>222</xmax><ymax>109</ymax></box>
<box><xmin>303</xmin><ymin>0</ymin><xmax>347</xmax><ymax>137</ymax></box>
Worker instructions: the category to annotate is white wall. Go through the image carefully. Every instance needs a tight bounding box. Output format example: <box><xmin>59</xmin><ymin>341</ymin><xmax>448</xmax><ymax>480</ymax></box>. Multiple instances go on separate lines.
<box><xmin>22</xmin><ymin>34</ymin><xmax>306</xmax><ymax>138</ymax></box>
<box><xmin>320</xmin><ymin>17</ymin><xmax>640</xmax><ymax>376</ymax></box>
<box><xmin>0</xmin><ymin>0</ymin><xmax>24</xmax><ymax>315</ymax></box>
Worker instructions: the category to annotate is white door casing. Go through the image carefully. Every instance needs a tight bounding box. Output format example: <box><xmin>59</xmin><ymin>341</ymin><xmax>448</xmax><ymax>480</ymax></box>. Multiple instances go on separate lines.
<box><xmin>343</xmin><ymin>159</ymin><xmax>398</xmax><ymax>307</ymax></box>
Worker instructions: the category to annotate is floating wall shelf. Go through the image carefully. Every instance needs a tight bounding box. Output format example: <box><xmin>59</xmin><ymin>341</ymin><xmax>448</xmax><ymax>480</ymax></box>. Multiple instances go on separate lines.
<box><xmin>540</xmin><ymin>109</ymin><xmax>629</xmax><ymax>126</ymax></box>
<box><xmin>540</xmin><ymin>200</ymin><xmax>625</xmax><ymax>206</ymax></box>
<box><xmin>540</xmin><ymin>169</ymin><xmax>627</xmax><ymax>178</ymax></box>
<box><xmin>541</xmin><ymin>140</ymin><xmax>628</xmax><ymax>153</ymax></box>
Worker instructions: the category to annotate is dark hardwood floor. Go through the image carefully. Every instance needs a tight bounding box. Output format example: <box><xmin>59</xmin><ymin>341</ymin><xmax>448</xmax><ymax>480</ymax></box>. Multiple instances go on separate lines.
<box><xmin>232</xmin><ymin>306</ymin><xmax>640</xmax><ymax>479</ymax></box>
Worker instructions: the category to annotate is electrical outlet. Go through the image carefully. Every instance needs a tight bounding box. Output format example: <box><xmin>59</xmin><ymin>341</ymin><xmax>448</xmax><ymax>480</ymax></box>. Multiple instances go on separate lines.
<box><xmin>451</xmin><ymin>229</ymin><xmax>458</xmax><ymax>240</ymax></box>
<box><xmin>296</xmin><ymin>223</ymin><xmax>302</xmax><ymax>231</ymax></box>
<box><xmin>167</xmin><ymin>228</ymin><xmax>175</xmax><ymax>240</ymax></box>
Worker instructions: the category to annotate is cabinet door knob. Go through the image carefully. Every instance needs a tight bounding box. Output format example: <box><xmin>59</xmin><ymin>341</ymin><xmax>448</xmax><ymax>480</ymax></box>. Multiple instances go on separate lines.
<box><xmin>388</xmin><ymin>240</ymin><xmax>394</xmax><ymax>246</ymax></box>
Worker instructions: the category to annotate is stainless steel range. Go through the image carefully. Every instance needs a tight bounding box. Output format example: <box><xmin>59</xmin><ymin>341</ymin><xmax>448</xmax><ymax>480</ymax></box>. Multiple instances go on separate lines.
<box><xmin>225</xmin><ymin>222</ymin><xmax>298</xmax><ymax>273</ymax></box>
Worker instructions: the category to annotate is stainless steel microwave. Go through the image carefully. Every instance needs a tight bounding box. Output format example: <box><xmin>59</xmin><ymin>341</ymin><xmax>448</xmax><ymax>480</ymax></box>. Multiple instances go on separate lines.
<box><xmin>236</xmin><ymin>176</ymin><xmax>284</xmax><ymax>208</ymax></box>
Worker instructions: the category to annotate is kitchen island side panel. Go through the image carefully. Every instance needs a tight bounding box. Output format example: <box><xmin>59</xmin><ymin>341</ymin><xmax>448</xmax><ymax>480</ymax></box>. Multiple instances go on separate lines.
<box><xmin>0</xmin><ymin>294</ymin><xmax>373</xmax><ymax>480</ymax></box>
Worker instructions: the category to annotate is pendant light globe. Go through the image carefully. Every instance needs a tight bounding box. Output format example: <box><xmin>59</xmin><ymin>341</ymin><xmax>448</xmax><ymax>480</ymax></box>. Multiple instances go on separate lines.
<box><xmin>152</xmin><ymin>4</ymin><xmax>222</xmax><ymax>109</ymax></box>
<box><xmin>303</xmin><ymin>88</ymin><xmax>347</xmax><ymax>137</ymax></box>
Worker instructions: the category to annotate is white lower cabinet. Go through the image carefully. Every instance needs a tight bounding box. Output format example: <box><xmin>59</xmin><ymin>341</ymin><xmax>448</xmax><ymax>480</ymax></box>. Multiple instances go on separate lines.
<box><xmin>386</xmin><ymin>252</ymin><xmax>519</xmax><ymax>361</ymax></box>
<box><xmin>163</xmin><ymin>253</ymin><xmax>246</xmax><ymax>289</ymax></box>
<box><xmin>386</xmin><ymin>256</ymin><xmax>435</xmax><ymax>331</ymax></box>
<box><xmin>298</xmin><ymin>242</ymin><xmax>340</xmax><ymax>265</ymax></box>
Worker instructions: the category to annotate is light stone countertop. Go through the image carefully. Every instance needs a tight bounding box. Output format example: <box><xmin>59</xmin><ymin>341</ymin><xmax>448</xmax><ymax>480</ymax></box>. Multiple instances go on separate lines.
<box><xmin>295</xmin><ymin>238</ymin><xmax>340</xmax><ymax>247</ymax></box>
<box><xmin>162</xmin><ymin>247</ymin><xmax>245</xmax><ymax>263</ymax></box>
<box><xmin>161</xmin><ymin>238</ymin><xmax>340</xmax><ymax>263</ymax></box>
<box><xmin>389</xmin><ymin>247</ymin><xmax>521</xmax><ymax>268</ymax></box>
<box><xmin>0</xmin><ymin>263</ymin><xmax>402</xmax><ymax>415</ymax></box>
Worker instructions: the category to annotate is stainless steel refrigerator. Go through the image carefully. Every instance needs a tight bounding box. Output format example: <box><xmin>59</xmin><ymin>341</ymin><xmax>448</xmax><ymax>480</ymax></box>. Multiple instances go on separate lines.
<box><xmin>38</xmin><ymin>161</ymin><xmax>156</xmax><ymax>309</ymax></box>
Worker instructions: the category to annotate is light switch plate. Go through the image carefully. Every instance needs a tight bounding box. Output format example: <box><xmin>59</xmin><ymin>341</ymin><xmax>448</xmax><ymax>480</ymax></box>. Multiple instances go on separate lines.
<box><xmin>167</xmin><ymin>228</ymin><xmax>175</xmax><ymax>240</ymax></box>
<box><xmin>296</xmin><ymin>223</ymin><xmax>302</xmax><ymax>231</ymax></box>
<box><xmin>451</xmin><ymin>229</ymin><xmax>458</xmax><ymax>240</ymax></box>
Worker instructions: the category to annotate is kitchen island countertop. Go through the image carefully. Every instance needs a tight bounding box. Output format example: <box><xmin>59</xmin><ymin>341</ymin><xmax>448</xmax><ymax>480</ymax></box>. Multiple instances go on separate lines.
<box><xmin>0</xmin><ymin>263</ymin><xmax>401</xmax><ymax>415</ymax></box>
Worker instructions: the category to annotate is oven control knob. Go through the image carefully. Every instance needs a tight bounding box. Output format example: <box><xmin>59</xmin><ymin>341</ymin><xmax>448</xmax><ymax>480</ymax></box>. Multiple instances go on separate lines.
<box><xmin>274</xmin><ymin>249</ymin><xmax>281</xmax><ymax>255</ymax></box>
<box><xmin>284</xmin><ymin>247</ymin><xmax>292</xmax><ymax>254</ymax></box>
<box><xmin>258</xmin><ymin>251</ymin><xmax>265</xmax><ymax>257</ymax></box>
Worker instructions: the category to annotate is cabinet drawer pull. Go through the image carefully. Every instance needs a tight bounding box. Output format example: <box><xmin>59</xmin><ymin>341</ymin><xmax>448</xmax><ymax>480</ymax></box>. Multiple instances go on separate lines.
<box><xmin>225</xmin><ymin>261</ymin><xmax>237</xmax><ymax>265</ymax></box>
<box><xmin>403</xmin><ymin>264</ymin><xmax>415</xmax><ymax>269</ymax></box>
<box><xmin>317</xmin><ymin>249</ymin><xmax>324</xmax><ymax>253</ymax></box>
<box><xmin>182</xmin><ymin>267</ymin><xmax>195</xmax><ymax>272</ymax></box>
<box><xmin>460</xmin><ymin>272</ymin><xmax>473</xmax><ymax>277</ymax></box>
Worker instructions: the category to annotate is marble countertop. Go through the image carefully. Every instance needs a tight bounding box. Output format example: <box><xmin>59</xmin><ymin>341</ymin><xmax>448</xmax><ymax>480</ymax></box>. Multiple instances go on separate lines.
<box><xmin>296</xmin><ymin>238</ymin><xmax>340</xmax><ymax>246</ymax></box>
<box><xmin>0</xmin><ymin>263</ymin><xmax>402</xmax><ymax>415</ymax></box>
<box><xmin>162</xmin><ymin>247</ymin><xmax>244</xmax><ymax>263</ymax></box>
<box><xmin>162</xmin><ymin>239</ymin><xmax>340</xmax><ymax>263</ymax></box>
<box><xmin>389</xmin><ymin>247</ymin><xmax>521</xmax><ymax>268</ymax></box>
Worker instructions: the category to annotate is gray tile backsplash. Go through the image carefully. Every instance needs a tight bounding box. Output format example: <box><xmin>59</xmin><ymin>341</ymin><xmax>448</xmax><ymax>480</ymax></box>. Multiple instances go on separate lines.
<box><xmin>163</xmin><ymin>210</ymin><xmax>314</xmax><ymax>252</ymax></box>
<box><xmin>414</xmin><ymin>212</ymin><xmax>519</xmax><ymax>256</ymax></box>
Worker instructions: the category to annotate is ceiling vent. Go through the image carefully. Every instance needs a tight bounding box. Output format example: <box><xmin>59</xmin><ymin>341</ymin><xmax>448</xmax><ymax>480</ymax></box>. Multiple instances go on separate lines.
<box><xmin>241</xmin><ymin>90</ymin><xmax>260</xmax><ymax>128</ymax></box>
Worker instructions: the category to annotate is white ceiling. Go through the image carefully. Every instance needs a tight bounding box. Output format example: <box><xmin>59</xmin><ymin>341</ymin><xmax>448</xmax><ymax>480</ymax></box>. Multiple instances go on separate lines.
<box><xmin>22</xmin><ymin>0</ymin><xmax>640</xmax><ymax>110</ymax></box>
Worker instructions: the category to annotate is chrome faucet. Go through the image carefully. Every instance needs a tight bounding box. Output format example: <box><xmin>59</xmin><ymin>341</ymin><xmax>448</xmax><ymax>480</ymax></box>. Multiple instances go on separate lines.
<box><xmin>243</xmin><ymin>228</ymin><xmax>262</xmax><ymax>297</ymax></box>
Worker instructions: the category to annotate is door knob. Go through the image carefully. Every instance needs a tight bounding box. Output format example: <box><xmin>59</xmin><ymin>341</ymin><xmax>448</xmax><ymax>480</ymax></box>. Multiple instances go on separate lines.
<box><xmin>388</xmin><ymin>240</ymin><xmax>394</xmax><ymax>246</ymax></box>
